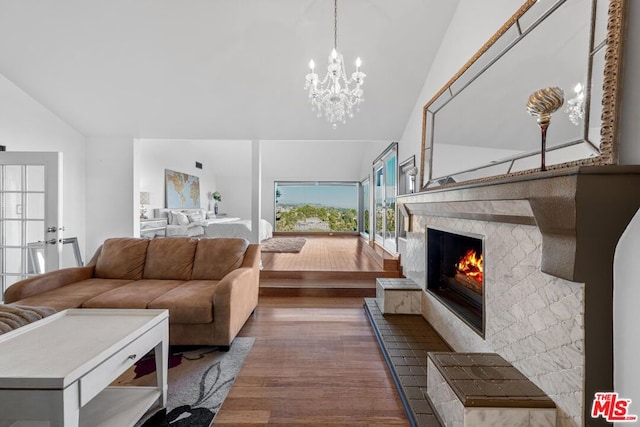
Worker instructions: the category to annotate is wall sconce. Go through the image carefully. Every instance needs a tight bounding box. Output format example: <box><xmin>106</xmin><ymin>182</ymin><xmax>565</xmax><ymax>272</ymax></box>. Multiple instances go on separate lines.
<box><xmin>140</xmin><ymin>192</ymin><xmax>150</xmax><ymax>219</ymax></box>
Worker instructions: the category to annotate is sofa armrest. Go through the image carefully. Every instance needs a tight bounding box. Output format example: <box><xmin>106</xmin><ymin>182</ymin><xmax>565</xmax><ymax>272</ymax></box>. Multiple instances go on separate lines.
<box><xmin>4</xmin><ymin>266</ymin><xmax>95</xmax><ymax>303</ymax></box>
<box><xmin>212</xmin><ymin>244</ymin><xmax>261</xmax><ymax>345</ymax></box>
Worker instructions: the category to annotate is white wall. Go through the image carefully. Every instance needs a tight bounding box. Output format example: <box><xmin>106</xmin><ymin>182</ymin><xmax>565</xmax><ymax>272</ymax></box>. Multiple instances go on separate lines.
<box><xmin>261</xmin><ymin>140</ymin><xmax>390</xmax><ymax>226</ymax></box>
<box><xmin>613</xmin><ymin>0</ymin><xmax>640</xmax><ymax>409</ymax></box>
<box><xmin>85</xmin><ymin>136</ymin><xmax>135</xmax><ymax>256</ymax></box>
<box><xmin>137</xmin><ymin>140</ymin><xmax>219</xmax><ymax>214</ymax></box>
<box><xmin>0</xmin><ymin>73</ymin><xmax>87</xmax><ymax>267</ymax></box>
<box><xmin>137</xmin><ymin>139</ymin><xmax>252</xmax><ymax>219</ymax></box>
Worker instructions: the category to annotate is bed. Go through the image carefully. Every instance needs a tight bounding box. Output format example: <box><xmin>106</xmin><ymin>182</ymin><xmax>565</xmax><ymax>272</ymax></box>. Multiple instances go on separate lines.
<box><xmin>204</xmin><ymin>217</ymin><xmax>273</xmax><ymax>242</ymax></box>
<box><xmin>153</xmin><ymin>208</ymin><xmax>273</xmax><ymax>242</ymax></box>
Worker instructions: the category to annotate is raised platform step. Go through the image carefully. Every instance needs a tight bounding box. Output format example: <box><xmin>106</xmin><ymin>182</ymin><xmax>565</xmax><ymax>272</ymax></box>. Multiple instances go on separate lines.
<box><xmin>361</xmin><ymin>239</ymin><xmax>402</xmax><ymax>274</ymax></box>
<box><xmin>260</xmin><ymin>279</ymin><xmax>376</xmax><ymax>297</ymax></box>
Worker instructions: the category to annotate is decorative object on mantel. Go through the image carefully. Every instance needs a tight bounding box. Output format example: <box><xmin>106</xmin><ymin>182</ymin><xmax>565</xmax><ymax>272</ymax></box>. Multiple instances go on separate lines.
<box><xmin>211</xmin><ymin>191</ymin><xmax>222</xmax><ymax>215</ymax></box>
<box><xmin>304</xmin><ymin>0</ymin><xmax>366</xmax><ymax>129</ymax></box>
<box><xmin>140</xmin><ymin>191</ymin><xmax>150</xmax><ymax>219</ymax></box>
<box><xmin>526</xmin><ymin>86</ymin><xmax>564</xmax><ymax>171</ymax></box>
<box><xmin>407</xmin><ymin>166</ymin><xmax>419</xmax><ymax>193</ymax></box>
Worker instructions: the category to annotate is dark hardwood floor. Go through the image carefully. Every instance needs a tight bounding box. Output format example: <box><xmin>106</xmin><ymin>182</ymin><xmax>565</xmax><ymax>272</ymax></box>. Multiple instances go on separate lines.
<box><xmin>214</xmin><ymin>236</ymin><xmax>408</xmax><ymax>424</ymax></box>
<box><xmin>214</xmin><ymin>296</ymin><xmax>409</xmax><ymax>426</ymax></box>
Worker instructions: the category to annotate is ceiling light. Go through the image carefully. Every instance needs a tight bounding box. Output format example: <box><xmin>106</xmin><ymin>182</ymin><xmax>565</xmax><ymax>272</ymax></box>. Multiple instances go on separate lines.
<box><xmin>304</xmin><ymin>0</ymin><xmax>366</xmax><ymax>129</ymax></box>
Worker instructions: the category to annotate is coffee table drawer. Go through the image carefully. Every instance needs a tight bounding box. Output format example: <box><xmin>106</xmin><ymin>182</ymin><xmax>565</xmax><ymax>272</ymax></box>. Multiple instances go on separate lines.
<box><xmin>79</xmin><ymin>320</ymin><xmax>166</xmax><ymax>406</ymax></box>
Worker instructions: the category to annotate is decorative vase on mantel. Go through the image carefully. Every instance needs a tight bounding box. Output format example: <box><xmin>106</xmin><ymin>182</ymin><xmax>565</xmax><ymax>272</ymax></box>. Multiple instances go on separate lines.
<box><xmin>214</xmin><ymin>202</ymin><xmax>219</xmax><ymax>215</ymax></box>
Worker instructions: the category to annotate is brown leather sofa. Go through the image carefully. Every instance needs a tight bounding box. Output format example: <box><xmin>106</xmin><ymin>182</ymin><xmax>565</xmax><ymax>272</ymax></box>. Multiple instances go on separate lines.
<box><xmin>5</xmin><ymin>237</ymin><xmax>260</xmax><ymax>349</ymax></box>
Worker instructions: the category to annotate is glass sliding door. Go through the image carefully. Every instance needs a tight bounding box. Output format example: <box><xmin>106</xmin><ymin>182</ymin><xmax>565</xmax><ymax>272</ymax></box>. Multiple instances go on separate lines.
<box><xmin>360</xmin><ymin>177</ymin><xmax>370</xmax><ymax>238</ymax></box>
<box><xmin>374</xmin><ymin>166</ymin><xmax>384</xmax><ymax>242</ymax></box>
<box><xmin>373</xmin><ymin>143</ymin><xmax>398</xmax><ymax>253</ymax></box>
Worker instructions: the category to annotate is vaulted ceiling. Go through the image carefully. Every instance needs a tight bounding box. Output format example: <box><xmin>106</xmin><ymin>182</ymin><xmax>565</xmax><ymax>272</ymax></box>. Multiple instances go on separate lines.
<box><xmin>0</xmin><ymin>0</ymin><xmax>459</xmax><ymax>140</ymax></box>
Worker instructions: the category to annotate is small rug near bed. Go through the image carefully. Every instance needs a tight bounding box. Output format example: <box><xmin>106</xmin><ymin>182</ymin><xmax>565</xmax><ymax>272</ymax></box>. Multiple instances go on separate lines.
<box><xmin>260</xmin><ymin>237</ymin><xmax>306</xmax><ymax>253</ymax></box>
<box><xmin>113</xmin><ymin>337</ymin><xmax>254</xmax><ymax>427</ymax></box>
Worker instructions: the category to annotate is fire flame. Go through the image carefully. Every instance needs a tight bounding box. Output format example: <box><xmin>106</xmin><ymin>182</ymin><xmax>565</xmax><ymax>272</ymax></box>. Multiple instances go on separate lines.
<box><xmin>456</xmin><ymin>249</ymin><xmax>483</xmax><ymax>284</ymax></box>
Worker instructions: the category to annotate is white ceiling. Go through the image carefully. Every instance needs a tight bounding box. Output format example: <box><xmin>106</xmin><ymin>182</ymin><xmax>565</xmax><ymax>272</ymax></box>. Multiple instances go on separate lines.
<box><xmin>0</xmin><ymin>0</ymin><xmax>459</xmax><ymax>140</ymax></box>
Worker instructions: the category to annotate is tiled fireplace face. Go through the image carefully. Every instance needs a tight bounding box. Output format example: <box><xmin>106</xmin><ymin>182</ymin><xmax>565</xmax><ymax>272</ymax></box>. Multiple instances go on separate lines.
<box><xmin>404</xmin><ymin>216</ymin><xmax>585</xmax><ymax>427</ymax></box>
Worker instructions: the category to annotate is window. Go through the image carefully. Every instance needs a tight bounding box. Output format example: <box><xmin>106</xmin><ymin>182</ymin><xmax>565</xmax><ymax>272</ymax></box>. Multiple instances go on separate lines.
<box><xmin>274</xmin><ymin>182</ymin><xmax>359</xmax><ymax>232</ymax></box>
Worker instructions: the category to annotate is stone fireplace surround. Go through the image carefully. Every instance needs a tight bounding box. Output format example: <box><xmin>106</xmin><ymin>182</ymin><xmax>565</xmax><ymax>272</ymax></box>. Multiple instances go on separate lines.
<box><xmin>398</xmin><ymin>166</ymin><xmax>640</xmax><ymax>427</ymax></box>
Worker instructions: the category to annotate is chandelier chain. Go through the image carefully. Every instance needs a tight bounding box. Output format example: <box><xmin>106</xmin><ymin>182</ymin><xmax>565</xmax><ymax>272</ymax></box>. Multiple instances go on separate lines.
<box><xmin>334</xmin><ymin>0</ymin><xmax>338</xmax><ymax>51</ymax></box>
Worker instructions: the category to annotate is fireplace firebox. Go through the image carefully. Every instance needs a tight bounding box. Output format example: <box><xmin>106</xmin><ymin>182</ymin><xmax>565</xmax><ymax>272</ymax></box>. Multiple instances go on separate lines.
<box><xmin>427</xmin><ymin>227</ymin><xmax>484</xmax><ymax>335</ymax></box>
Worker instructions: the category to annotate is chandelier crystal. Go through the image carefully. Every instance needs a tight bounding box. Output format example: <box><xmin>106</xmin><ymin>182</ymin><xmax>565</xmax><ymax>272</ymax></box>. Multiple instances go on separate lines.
<box><xmin>304</xmin><ymin>0</ymin><xmax>366</xmax><ymax>129</ymax></box>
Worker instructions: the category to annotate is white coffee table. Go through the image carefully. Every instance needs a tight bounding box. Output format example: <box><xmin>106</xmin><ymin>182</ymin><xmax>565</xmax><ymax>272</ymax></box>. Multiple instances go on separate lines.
<box><xmin>0</xmin><ymin>308</ymin><xmax>168</xmax><ymax>427</ymax></box>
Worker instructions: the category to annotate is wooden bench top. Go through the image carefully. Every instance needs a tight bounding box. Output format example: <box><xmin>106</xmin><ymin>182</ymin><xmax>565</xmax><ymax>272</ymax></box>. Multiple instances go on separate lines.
<box><xmin>428</xmin><ymin>352</ymin><xmax>556</xmax><ymax>408</ymax></box>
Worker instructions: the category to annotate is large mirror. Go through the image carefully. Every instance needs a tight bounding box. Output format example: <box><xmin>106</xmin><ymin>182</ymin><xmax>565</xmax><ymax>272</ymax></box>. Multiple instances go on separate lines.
<box><xmin>420</xmin><ymin>0</ymin><xmax>626</xmax><ymax>189</ymax></box>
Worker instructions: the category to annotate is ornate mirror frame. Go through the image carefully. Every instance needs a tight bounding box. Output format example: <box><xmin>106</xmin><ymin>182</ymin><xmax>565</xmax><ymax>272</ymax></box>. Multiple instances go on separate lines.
<box><xmin>419</xmin><ymin>0</ymin><xmax>627</xmax><ymax>190</ymax></box>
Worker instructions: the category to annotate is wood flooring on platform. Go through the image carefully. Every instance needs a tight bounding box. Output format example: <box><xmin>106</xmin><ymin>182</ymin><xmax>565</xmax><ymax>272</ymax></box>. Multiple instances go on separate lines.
<box><xmin>260</xmin><ymin>235</ymin><xmax>383</xmax><ymax>273</ymax></box>
<box><xmin>214</xmin><ymin>296</ymin><xmax>409</xmax><ymax>426</ymax></box>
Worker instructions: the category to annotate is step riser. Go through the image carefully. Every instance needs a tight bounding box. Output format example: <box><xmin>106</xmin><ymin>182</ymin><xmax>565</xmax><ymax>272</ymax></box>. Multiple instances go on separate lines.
<box><xmin>260</xmin><ymin>271</ymin><xmax>401</xmax><ymax>280</ymax></box>
<box><xmin>259</xmin><ymin>287</ymin><xmax>376</xmax><ymax>297</ymax></box>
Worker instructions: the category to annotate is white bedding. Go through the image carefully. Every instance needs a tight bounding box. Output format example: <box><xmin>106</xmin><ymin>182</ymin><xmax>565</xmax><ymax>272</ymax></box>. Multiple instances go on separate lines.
<box><xmin>205</xmin><ymin>218</ymin><xmax>273</xmax><ymax>242</ymax></box>
<box><xmin>153</xmin><ymin>208</ymin><xmax>272</xmax><ymax>241</ymax></box>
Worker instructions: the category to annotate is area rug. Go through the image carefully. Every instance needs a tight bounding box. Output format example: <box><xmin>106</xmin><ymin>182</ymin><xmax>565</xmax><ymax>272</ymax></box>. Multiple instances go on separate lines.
<box><xmin>261</xmin><ymin>237</ymin><xmax>306</xmax><ymax>253</ymax></box>
<box><xmin>112</xmin><ymin>337</ymin><xmax>254</xmax><ymax>427</ymax></box>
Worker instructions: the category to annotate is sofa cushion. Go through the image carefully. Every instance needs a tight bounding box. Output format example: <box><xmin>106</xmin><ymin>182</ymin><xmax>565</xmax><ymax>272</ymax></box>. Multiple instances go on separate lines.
<box><xmin>191</xmin><ymin>238</ymin><xmax>249</xmax><ymax>280</ymax></box>
<box><xmin>82</xmin><ymin>280</ymin><xmax>186</xmax><ymax>309</ymax></box>
<box><xmin>148</xmin><ymin>280</ymin><xmax>218</xmax><ymax>324</ymax></box>
<box><xmin>11</xmin><ymin>278</ymin><xmax>133</xmax><ymax>311</ymax></box>
<box><xmin>143</xmin><ymin>238</ymin><xmax>198</xmax><ymax>280</ymax></box>
<box><xmin>94</xmin><ymin>238</ymin><xmax>150</xmax><ymax>280</ymax></box>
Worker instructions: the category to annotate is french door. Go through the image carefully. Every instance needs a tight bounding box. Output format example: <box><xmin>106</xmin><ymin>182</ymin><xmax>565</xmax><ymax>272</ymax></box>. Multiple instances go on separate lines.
<box><xmin>373</xmin><ymin>144</ymin><xmax>397</xmax><ymax>253</ymax></box>
<box><xmin>0</xmin><ymin>152</ymin><xmax>62</xmax><ymax>301</ymax></box>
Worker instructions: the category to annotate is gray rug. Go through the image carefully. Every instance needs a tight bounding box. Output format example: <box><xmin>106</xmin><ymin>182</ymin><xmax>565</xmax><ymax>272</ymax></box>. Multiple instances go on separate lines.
<box><xmin>113</xmin><ymin>337</ymin><xmax>254</xmax><ymax>427</ymax></box>
<box><xmin>261</xmin><ymin>237</ymin><xmax>306</xmax><ymax>253</ymax></box>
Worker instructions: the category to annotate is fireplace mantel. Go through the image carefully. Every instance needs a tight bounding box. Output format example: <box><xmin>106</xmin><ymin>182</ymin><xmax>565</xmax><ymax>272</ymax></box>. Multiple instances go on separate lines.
<box><xmin>398</xmin><ymin>165</ymin><xmax>640</xmax><ymax>425</ymax></box>
<box><xmin>399</xmin><ymin>165</ymin><xmax>640</xmax><ymax>282</ymax></box>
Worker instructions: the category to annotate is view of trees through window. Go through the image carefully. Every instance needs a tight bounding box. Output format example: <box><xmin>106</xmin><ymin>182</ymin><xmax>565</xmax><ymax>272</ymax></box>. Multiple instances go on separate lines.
<box><xmin>275</xmin><ymin>182</ymin><xmax>359</xmax><ymax>232</ymax></box>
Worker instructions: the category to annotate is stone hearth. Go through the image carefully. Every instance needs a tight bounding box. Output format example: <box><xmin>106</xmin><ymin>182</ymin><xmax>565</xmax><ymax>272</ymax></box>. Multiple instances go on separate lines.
<box><xmin>397</xmin><ymin>166</ymin><xmax>640</xmax><ymax>427</ymax></box>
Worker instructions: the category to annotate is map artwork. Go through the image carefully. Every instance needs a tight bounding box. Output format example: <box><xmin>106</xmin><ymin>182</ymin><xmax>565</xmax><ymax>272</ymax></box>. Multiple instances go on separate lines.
<box><xmin>165</xmin><ymin>169</ymin><xmax>201</xmax><ymax>209</ymax></box>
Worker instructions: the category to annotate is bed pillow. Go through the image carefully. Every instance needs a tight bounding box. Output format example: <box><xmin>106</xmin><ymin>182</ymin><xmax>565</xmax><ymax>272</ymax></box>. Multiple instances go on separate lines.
<box><xmin>169</xmin><ymin>211</ymin><xmax>189</xmax><ymax>225</ymax></box>
<box><xmin>187</xmin><ymin>212</ymin><xmax>204</xmax><ymax>223</ymax></box>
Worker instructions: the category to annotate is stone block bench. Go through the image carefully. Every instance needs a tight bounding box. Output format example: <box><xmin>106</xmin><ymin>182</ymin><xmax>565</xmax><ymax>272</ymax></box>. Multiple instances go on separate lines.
<box><xmin>426</xmin><ymin>352</ymin><xmax>556</xmax><ymax>426</ymax></box>
<box><xmin>375</xmin><ymin>277</ymin><xmax>422</xmax><ymax>314</ymax></box>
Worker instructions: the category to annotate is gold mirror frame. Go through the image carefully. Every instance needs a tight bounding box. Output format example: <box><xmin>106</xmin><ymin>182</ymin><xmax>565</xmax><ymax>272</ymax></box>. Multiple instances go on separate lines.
<box><xmin>419</xmin><ymin>0</ymin><xmax>627</xmax><ymax>190</ymax></box>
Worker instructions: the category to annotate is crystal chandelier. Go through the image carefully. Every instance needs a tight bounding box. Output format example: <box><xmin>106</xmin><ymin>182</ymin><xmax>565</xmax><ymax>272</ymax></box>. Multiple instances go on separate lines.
<box><xmin>304</xmin><ymin>0</ymin><xmax>366</xmax><ymax>129</ymax></box>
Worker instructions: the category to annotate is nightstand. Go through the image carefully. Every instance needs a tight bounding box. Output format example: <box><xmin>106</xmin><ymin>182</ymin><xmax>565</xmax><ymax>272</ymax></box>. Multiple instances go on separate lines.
<box><xmin>140</xmin><ymin>218</ymin><xmax>167</xmax><ymax>238</ymax></box>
